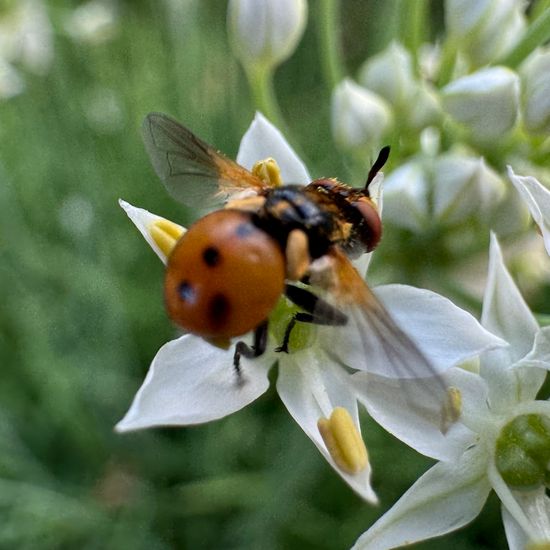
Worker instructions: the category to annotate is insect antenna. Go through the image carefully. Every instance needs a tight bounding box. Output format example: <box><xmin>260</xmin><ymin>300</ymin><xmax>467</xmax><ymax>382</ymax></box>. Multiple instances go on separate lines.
<box><xmin>365</xmin><ymin>145</ymin><xmax>391</xmax><ymax>190</ymax></box>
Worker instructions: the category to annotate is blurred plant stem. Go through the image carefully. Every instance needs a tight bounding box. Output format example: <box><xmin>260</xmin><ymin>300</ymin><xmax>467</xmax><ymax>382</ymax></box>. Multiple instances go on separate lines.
<box><xmin>499</xmin><ymin>6</ymin><xmax>550</xmax><ymax>68</ymax></box>
<box><xmin>315</xmin><ymin>0</ymin><xmax>344</xmax><ymax>89</ymax></box>
<box><xmin>247</xmin><ymin>65</ymin><xmax>289</xmax><ymax>134</ymax></box>
<box><xmin>396</xmin><ymin>0</ymin><xmax>428</xmax><ymax>69</ymax></box>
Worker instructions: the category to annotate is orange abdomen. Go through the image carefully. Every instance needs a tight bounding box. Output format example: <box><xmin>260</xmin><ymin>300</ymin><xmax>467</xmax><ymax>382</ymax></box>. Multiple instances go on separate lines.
<box><xmin>164</xmin><ymin>209</ymin><xmax>286</xmax><ymax>339</ymax></box>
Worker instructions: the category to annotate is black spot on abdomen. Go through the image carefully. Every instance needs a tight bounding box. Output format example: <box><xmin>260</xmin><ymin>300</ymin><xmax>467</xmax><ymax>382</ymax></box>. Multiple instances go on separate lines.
<box><xmin>203</xmin><ymin>246</ymin><xmax>221</xmax><ymax>267</ymax></box>
<box><xmin>209</xmin><ymin>293</ymin><xmax>231</xmax><ymax>327</ymax></box>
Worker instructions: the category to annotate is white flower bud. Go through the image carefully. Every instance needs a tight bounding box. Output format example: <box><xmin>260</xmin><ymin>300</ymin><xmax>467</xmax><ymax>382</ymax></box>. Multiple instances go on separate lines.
<box><xmin>432</xmin><ymin>153</ymin><xmax>505</xmax><ymax>224</ymax></box>
<box><xmin>227</xmin><ymin>0</ymin><xmax>307</xmax><ymax>73</ymax></box>
<box><xmin>441</xmin><ymin>66</ymin><xmax>520</xmax><ymax>142</ymax></box>
<box><xmin>405</xmin><ymin>84</ymin><xmax>441</xmax><ymax>131</ymax></box>
<box><xmin>358</xmin><ymin>42</ymin><xmax>417</xmax><ymax>108</ymax></box>
<box><xmin>383</xmin><ymin>159</ymin><xmax>429</xmax><ymax>231</ymax></box>
<box><xmin>520</xmin><ymin>49</ymin><xmax>550</xmax><ymax>136</ymax></box>
<box><xmin>331</xmin><ymin>79</ymin><xmax>392</xmax><ymax>152</ymax></box>
<box><xmin>445</xmin><ymin>0</ymin><xmax>526</xmax><ymax>66</ymax></box>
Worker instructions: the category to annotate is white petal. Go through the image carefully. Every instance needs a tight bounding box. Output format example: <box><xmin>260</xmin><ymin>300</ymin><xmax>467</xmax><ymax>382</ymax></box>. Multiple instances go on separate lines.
<box><xmin>488</xmin><ymin>464</ymin><xmax>550</xmax><ymax>542</ymax></box>
<box><xmin>502</xmin><ymin>505</ymin><xmax>530</xmax><ymax>550</ymax></box>
<box><xmin>119</xmin><ymin>199</ymin><xmax>185</xmax><ymax>264</ymax></box>
<box><xmin>116</xmin><ymin>335</ymin><xmax>271</xmax><ymax>431</ymax></box>
<box><xmin>236</xmin><ymin>112</ymin><xmax>310</xmax><ymax>184</ymax></box>
<box><xmin>517</xmin><ymin>327</ymin><xmax>550</xmax><ymax>377</ymax></box>
<box><xmin>352</xmin><ymin>444</ymin><xmax>491</xmax><ymax>550</ymax></box>
<box><xmin>276</xmin><ymin>350</ymin><xmax>378</xmax><ymax>503</ymax></box>
<box><xmin>482</xmin><ymin>233</ymin><xmax>538</xmax><ymax>361</ymax></box>
<box><xmin>508</xmin><ymin>166</ymin><xmax>550</xmax><ymax>256</ymax></box>
<box><xmin>479</xmin><ymin>235</ymin><xmax>545</xmax><ymax>409</ymax></box>
<box><xmin>372</xmin><ymin>284</ymin><xmax>504</xmax><ymax>373</ymax></box>
<box><xmin>354</xmin><ymin>366</ymin><xmax>485</xmax><ymax>461</ymax></box>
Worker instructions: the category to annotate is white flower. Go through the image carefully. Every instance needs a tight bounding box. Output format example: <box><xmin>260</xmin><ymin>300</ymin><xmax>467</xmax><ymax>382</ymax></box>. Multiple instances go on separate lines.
<box><xmin>441</xmin><ymin>66</ymin><xmax>520</xmax><ymax>142</ymax></box>
<box><xmin>331</xmin><ymin>78</ymin><xmax>393</xmax><ymax>152</ymax></box>
<box><xmin>358</xmin><ymin>42</ymin><xmax>440</xmax><ymax>132</ymax></box>
<box><xmin>0</xmin><ymin>0</ymin><xmax>53</xmax><ymax>75</ymax></box>
<box><xmin>520</xmin><ymin>48</ymin><xmax>550</xmax><ymax>136</ymax></box>
<box><xmin>508</xmin><ymin>167</ymin><xmax>550</xmax><ymax>256</ymax></box>
<box><xmin>353</xmin><ymin>234</ymin><xmax>550</xmax><ymax>550</ymax></box>
<box><xmin>432</xmin><ymin>151</ymin><xmax>505</xmax><ymax>224</ymax></box>
<box><xmin>382</xmin><ymin>157</ymin><xmax>429</xmax><ymax>232</ymax></box>
<box><xmin>117</xmin><ymin>113</ymin><xmax>500</xmax><ymax>503</ymax></box>
<box><xmin>445</xmin><ymin>0</ymin><xmax>526</xmax><ymax>67</ymax></box>
<box><xmin>64</xmin><ymin>0</ymin><xmax>118</xmax><ymax>45</ymax></box>
<box><xmin>227</xmin><ymin>0</ymin><xmax>307</xmax><ymax>73</ymax></box>
<box><xmin>358</xmin><ymin>42</ymin><xmax>417</xmax><ymax>109</ymax></box>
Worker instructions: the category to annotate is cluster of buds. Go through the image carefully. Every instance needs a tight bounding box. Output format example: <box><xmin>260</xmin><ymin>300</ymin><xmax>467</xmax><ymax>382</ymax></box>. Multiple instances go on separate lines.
<box><xmin>330</xmin><ymin>0</ymin><xmax>550</xmax><ymax>241</ymax></box>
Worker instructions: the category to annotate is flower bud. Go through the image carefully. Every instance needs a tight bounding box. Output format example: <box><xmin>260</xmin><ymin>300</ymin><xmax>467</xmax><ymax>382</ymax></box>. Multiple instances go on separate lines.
<box><xmin>227</xmin><ymin>0</ymin><xmax>307</xmax><ymax>73</ymax></box>
<box><xmin>331</xmin><ymin>79</ymin><xmax>392</xmax><ymax>152</ymax></box>
<box><xmin>382</xmin><ymin>158</ymin><xmax>429</xmax><ymax>231</ymax></box>
<box><xmin>358</xmin><ymin>42</ymin><xmax>417</xmax><ymax>109</ymax></box>
<box><xmin>441</xmin><ymin>66</ymin><xmax>520</xmax><ymax>142</ymax></box>
<box><xmin>445</xmin><ymin>0</ymin><xmax>526</xmax><ymax>67</ymax></box>
<box><xmin>520</xmin><ymin>48</ymin><xmax>550</xmax><ymax>136</ymax></box>
<box><xmin>405</xmin><ymin>84</ymin><xmax>441</xmax><ymax>131</ymax></box>
<box><xmin>432</xmin><ymin>152</ymin><xmax>505</xmax><ymax>224</ymax></box>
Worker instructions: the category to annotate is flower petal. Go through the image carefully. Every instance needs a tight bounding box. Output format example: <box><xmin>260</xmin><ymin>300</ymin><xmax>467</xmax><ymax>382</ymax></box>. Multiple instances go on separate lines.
<box><xmin>502</xmin><ymin>505</ymin><xmax>530</xmax><ymax>550</ymax></box>
<box><xmin>276</xmin><ymin>350</ymin><xmax>378</xmax><ymax>503</ymax></box>
<box><xmin>116</xmin><ymin>335</ymin><xmax>272</xmax><ymax>431</ymax></box>
<box><xmin>518</xmin><ymin>326</ymin><xmax>550</xmax><ymax>370</ymax></box>
<box><xmin>352</xmin><ymin>444</ymin><xmax>491</xmax><ymax>550</ymax></box>
<box><xmin>119</xmin><ymin>199</ymin><xmax>185</xmax><ymax>264</ymax></box>
<box><xmin>332</xmin><ymin>284</ymin><xmax>505</xmax><ymax>377</ymax></box>
<box><xmin>482</xmin><ymin>233</ymin><xmax>538</xmax><ymax>361</ymax></box>
<box><xmin>488</xmin><ymin>464</ymin><xmax>550</xmax><ymax>543</ymax></box>
<box><xmin>508</xmin><ymin>167</ymin><xmax>550</xmax><ymax>256</ymax></box>
<box><xmin>353</xmin><ymin>366</ymin><xmax>485</xmax><ymax>461</ymax></box>
<box><xmin>236</xmin><ymin>112</ymin><xmax>310</xmax><ymax>184</ymax></box>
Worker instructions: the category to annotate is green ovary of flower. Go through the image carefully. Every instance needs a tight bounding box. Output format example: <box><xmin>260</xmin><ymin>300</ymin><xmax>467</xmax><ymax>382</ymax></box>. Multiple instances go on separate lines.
<box><xmin>495</xmin><ymin>414</ymin><xmax>550</xmax><ymax>490</ymax></box>
<box><xmin>269</xmin><ymin>296</ymin><xmax>317</xmax><ymax>352</ymax></box>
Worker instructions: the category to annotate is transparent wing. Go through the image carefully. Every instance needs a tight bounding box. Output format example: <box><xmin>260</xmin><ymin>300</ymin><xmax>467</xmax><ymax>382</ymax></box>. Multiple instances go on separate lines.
<box><xmin>142</xmin><ymin>113</ymin><xmax>269</xmax><ymax>210</ymax></box>
<box><xmin>311</xmin><ymin>247</ymin><xmax>458</xmax><ymax>432</ymax></box>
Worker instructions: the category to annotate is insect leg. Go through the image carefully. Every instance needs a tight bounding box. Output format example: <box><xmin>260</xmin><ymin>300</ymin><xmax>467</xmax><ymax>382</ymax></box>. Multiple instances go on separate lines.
<box><xmin>276</xmin><ymin>284</ymin><xmax>348</xmax><ymax>353</ymax></box>
<box><xmin>233</xmin><ymin>320</ymin><xmax>269</xmax><ymax>381</ymax></box>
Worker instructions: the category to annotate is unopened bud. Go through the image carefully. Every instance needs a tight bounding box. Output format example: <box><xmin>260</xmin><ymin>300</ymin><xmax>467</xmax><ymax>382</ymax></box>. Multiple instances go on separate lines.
<box><xmin>331</xmin><ymin>79</ymin><xmax>393</xmax><ymax>152</ymax></box>
<box><xmin>442</xmin><ymin>66</ymin><xmax>520</xmax><ymax>142</ymax></box>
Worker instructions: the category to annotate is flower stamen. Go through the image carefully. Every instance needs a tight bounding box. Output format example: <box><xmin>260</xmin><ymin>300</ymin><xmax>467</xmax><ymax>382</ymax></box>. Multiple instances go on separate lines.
<box><xmin>318</xmin><ymin>407</ymin><xmax>368</xmax><ymax>475</ymax></box>
<box><xmin>149</xmin><ymin>219</ymin><xmax>185</xmax><ymax>258</ymax></box>
<box><xmin>252</xmin><ymin>157</ymin><xmax>283</xmax><ymax>187</ymax></box>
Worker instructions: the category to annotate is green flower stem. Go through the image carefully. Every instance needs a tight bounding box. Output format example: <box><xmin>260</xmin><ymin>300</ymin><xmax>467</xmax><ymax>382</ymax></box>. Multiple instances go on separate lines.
<box><xmin>315</xmin><ymin>0</ymin><xmax>345</xmax><ymax>89</ymax></box>
<box><xmin>397</xmin><ymin>0</ymin><xmax>428</xmax><ymax>68</ymax></box>
<box><xmin>437</xmin><ymin>37</ymin><xmax>458</xmax><ymax>87</ymax></box>
<box><xmin>499</xmin><ymin>8</ymin><xmax>550</xmax><ymax>68</ymax></box>
<box><xmin>247</xmin><ymin>65</ymin><xmax>289</xmax><ymax>134</ymax></box>
<box><xmin>532</xmin><ymin>0</ymin><xmax>550</xmax><ymax>22</ymax></box>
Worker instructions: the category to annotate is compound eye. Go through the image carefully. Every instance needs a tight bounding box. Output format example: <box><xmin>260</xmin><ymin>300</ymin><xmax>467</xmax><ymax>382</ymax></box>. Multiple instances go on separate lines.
<box><xmin>353</xmin><ymin>199</ymin><xmax>382</xmax><ymax>252</ymax></box>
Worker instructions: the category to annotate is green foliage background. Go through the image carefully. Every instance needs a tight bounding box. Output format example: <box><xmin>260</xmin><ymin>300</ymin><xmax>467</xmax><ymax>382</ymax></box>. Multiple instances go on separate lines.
<box><xmin>0</xmin><ymin>1</ymin><xmax>509</xmax><ymax>548</ymax></box>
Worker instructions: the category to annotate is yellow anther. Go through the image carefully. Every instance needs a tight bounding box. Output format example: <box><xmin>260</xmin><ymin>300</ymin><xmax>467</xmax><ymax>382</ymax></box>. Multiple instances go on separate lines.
<box><xmin>252</xmin><ymin>157</ymin><xmax>283</xmax><ymax>187</ymax></box>
<box><xmin>441</xmin><ymin>386</ymin><xmax>462</xmax><ymax>433</ymax></box>
<box><xmin>318</xmin><ymin>407</ymin><xmax>368</xmax><ymax>475</ymax></box>
<box><xmin>149</xmin><ymin>219</ymin><xmax>185</xmax><ymax>258</ymax></box>
<box><xmin>527</xmin><ymin>542</ymin><xmax>550</xmax><ymax>550</ymax></box>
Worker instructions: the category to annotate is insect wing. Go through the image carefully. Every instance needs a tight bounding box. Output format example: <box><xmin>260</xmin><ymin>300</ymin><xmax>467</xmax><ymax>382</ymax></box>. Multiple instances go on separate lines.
<box><xmin>312</xmin><ymin>248</ymin><xmax>458</xmax><ymax>432</ymax></box>
<box><xmin>142</xmin><ymin>113</ymin><xmax>268</xmax><ymax>210</ymax></box>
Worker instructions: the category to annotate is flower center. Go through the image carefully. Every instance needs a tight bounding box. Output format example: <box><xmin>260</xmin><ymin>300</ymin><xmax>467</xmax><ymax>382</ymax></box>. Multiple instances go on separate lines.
<box><xmin>269</xmin><ymin>296</ymin><xmax>317</xmax><ymax>352</ymax></box>
<box><xmin>495</xmin><ymin>414</ymin><xmax>550</xmax><ymax>490</ymax></box>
